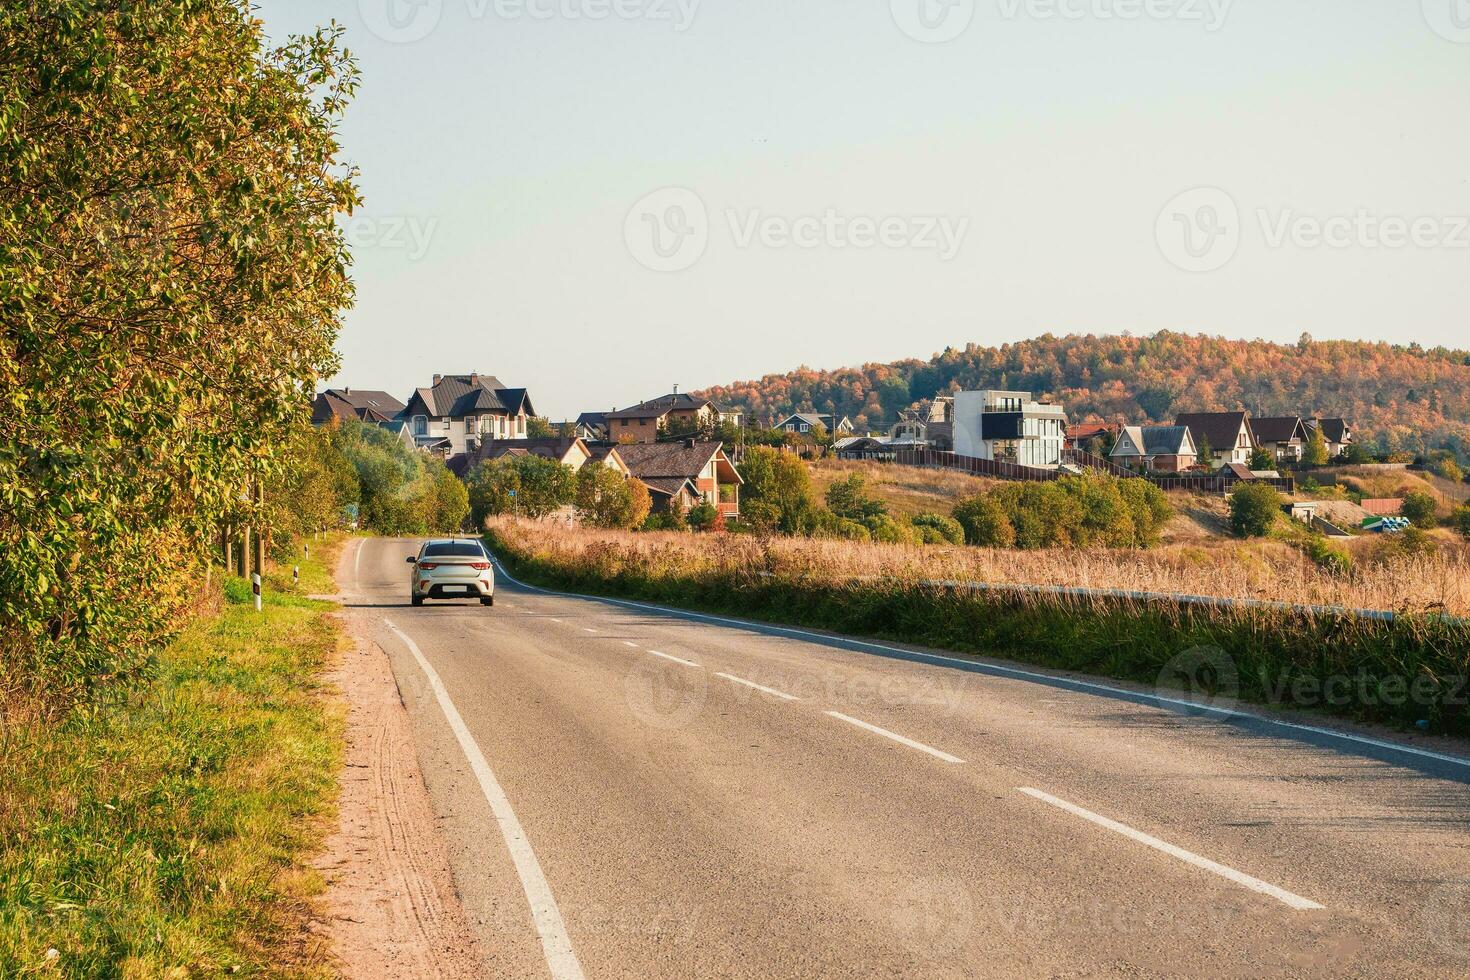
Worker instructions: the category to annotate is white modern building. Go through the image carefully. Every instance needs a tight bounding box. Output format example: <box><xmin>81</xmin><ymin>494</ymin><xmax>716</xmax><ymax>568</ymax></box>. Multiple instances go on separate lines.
<box><xmin>953</xmin><ymin>390</ymin><xmax>1067</xmax><ymax>468</ymax></box>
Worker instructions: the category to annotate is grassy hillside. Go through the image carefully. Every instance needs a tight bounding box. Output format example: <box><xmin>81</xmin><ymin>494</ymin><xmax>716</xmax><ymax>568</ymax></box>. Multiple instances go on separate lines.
<box><xmin>700</xmin><ymin>331</ymin><xmax>1470</xmax><ymax>459</ymax></box>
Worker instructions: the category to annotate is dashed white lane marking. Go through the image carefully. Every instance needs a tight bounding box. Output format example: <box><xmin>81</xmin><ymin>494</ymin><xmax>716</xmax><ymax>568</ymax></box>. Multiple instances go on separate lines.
<box><xmin>582</xmin><ymin>628</ymin><xmax>597</xmax><ymax>634</ymax></box>
<box><xmin>1017</xmin><ymin>788</ymin><xmax>1325</xmax><ymax>911</ymax></box>
<box><xmin>825</xmin><ymin>711</ymin><xmax>965</xmax><ymax>764</ymax></box>
<box><xmin>623</xmin><ymin>641</ymin><xmax>640</xmax><ymax>649</ymax></box>
<box><xmin>549</xmin><ymin>618</ymin><xmax>562</xmax><ymax>623</ymax></box>
<box><xmin>649</xmin><ymin>651</ymin><xmax>700</xmax><ymax>668</ymax></box>
<box><xmin>716</xmin><ymin>673</ymin><xmax>800</xmax><ymax>701</ymax></box>
<box><xmin>385</xmin><ymin>620</ymin><xmax>587</xmax><ymax>979</ymax></box>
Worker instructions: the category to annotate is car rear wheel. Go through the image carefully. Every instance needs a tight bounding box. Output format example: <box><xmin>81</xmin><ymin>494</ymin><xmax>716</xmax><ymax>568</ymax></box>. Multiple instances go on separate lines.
<box><xmin>411</xmin><ymin>595</ymin><xmax>425</xmax><ymax>607</ymax></box>
<box><xmin>480</xmin><ymin>596</ymin><xmax>495</xmax><ymax>607</ymax></box>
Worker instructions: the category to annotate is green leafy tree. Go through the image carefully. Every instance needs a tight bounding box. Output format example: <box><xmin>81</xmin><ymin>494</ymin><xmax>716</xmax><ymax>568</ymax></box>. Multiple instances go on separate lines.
<box><xmin>1229</xmin><ymin>483</ymin><xmax>1282</xmax><ymax>538</ymax></box>
<box><xmin>574</xmin><ymin>465</ymin><xmax>652</xmax><ymax>529</ymax></box>
<box><xmin>418</xmin><ymin>458</ymin><xmax>470</xmax><ymax>532</ymax></box>
<box><xmin>911</xmin><ymin>513</ymin><xmax>965</xmax><ymax>545</ymax></box>
<box><xmin>526</xmin><ymin>417</ymin><xmax>557</xmax><ymax>438</ymax></box>
<box><xmin>466</xmin><ymin>459</ymin><xmax>520</xmax><ymax>527</ymax></box>
<box><xmin>512</xmin><ymin>456</ymin><xmax>577</xmax><ymax>518</ymax></box>
<box><xmin>825</xmin><ymin>474</ymin><xmax>887</xmax><ymax>522</ymax></box>
<box><xmin>952</xmin><ymin>496</ymin><xmax>1016</xmax><ymax>548</ymax></box>
<box><xmin>1303</xmin><ymin>427</ymin><xmax>1330</xmax><ymax>467</ymax></box>
<box><xmin>1196</xmin><ymin>436</ymin><xmax>1215</xmax><ymax>472</ymax></box>
<box><xmin>737</xmin><ymin>447</ymin><xmax>817</xmax><ymax>533</ymax></box>
<box><xmin>1248</xmin><ymin>447</ymin><xmax>1274</xmax><ymax>471</ymax></box>
<box><xmin>1428</xmin><ymin>451</ymin><xmax>1464</xmax><ymax>484</ymax></box>
<box><xmin>0</xmin><ymin>3</ymin><xmax>358</xmax><ymax>708</ymax></box>
<box><xmin>1341</xmin><ymin>442</ymin><xmax>1374</xmax><ymax>465</ymax></box>
<box><xmin>1400</xmin><ymin>491</ymin><xmax>1439</xmax><ymax>529</ymax></box>
<box><xmin>1454</xmin><ymin>505</ymin><xmax>1470</xmax><ymax>541</ymax></box>
<box><xmin>687</xmin><ymin>501</ymin><xmax>721</xmax><ymax>532</ymax></box>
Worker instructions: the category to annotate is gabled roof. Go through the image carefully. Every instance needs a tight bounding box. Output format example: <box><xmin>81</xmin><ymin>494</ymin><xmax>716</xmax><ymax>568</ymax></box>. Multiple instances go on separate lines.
<box><xmin>1307</xmin><ymin>418</ymin><xmax>1351</xmax><ymax>443</ymax></box>
<box><xmin>477</xmin><ymin>438</ymin><xmax>588</xmax><ymax>466</ymax></box>
<box><xmin>1175</xmin><ymin>412</ymin><xmax>1252</xmax><ymax>452</ymax></box>
<box><xmin>1067</xmin><ymin>422</ymin><xmax>1120</xmax><ymax>441</ymax></box>
<box><xmin>315</xmin><ymin>389</ymin><xmax>407</xmax><ymax>424</ymax></box>
<box><xmin>1251</xmin><ymin>417</ymin><xmax>1308</xmax><ymax>444</ymax></box>
<box><xmin>606</xmin><ymin>393</ymin><xmax>715</xmax><ymax>422</ymax></box>
<box><xmin>1113</xmin><ymin>425</ymin><xmax>1196</xmax><ymax>458</ymax></box>
<box><xmin>615</xmin><ymin>441</ymin><xmax>743</xmax><ymax>485</ymax></box>
<box><xmin>778</xmin><ymin>413</ymin><xmax>850</xmax><ymax>430</ymax></box>
<box><xmin>406</xmin><ymin>374</ymin><xmax>533</xmax><ymax>419</ymax></box>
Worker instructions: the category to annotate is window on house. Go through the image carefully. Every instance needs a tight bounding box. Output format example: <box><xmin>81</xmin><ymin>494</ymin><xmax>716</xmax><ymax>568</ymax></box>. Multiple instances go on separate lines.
<box><xmin>413</xmin><ymin>415</ymin><xmax>427</xmax><ymax>436</ymax></box>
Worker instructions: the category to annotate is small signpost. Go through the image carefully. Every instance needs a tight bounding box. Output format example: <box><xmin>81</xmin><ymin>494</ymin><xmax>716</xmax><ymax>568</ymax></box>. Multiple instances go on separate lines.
<box><xmin>252</xmin><ymin>573</ymin><xmax>262</xmax><ymax>612</ymax></box>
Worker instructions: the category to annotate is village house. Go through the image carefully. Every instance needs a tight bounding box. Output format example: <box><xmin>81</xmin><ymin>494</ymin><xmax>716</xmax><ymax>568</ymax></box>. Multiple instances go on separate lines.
<box><xmin>400</xmin><ymin>374</ymin><xmax>534</xmax><ymax>456</ymax></box>
<box><xmin>447</xmin><ymin>437</ymin><xmax>594</xmax><ymax>479</ymax></box>
<box><xmin>1252</xmin><ymin>417</ymin><xmax>1311</xmax><ymax>462</ymax></box>
<box><xmin>1065</xmin><ymin>422</ymin><xmax>1121</xmax><ymax>453</ymax></box>
<box><xmin>570</xmin><ymin>412</ymin><xmax>608</xmax><ymax>441</ymax></box>
<box><xmin>615</xmin><ymin>440</ymin><xmax>742</xmax><ymax>519</ymax></box>
<box><xmin>1175</xmin><ymin>412</ymin><xmax>1255</xmax><ymax>467</ymax></box>
<box><xmin>953</xmin><ymin>390</ymin><xmax>1067</xmax><ymax>468</ymax></box>
<box><xmin>605</xmin><ymin>391</ymin><xmax>739</xmax><ymax>444</ymax></box>
<box><xmin>1109</xmin><ymin>425</ymin><xmax>1198</xmax><ymax>473</ymax></box>
<box><xmin>776</xmin><ymin>413</ymin><xmax>855</xmax><ymax>437</ymax></box>
<box><xmin>1306</xmin><ymin>417</ymin><xmax>1354</xmax><ymax>458</ymax></box>
<box><xmin>311</xmin><ymin>388</ymin><xmax>406</xmax><ymax>426</ymax></box>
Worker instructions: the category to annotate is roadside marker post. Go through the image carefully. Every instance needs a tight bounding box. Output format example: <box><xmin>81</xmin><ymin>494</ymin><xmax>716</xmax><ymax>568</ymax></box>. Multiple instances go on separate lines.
<box><xmin>252</xmin><ymin>573</ymin><xmax>262</xmax><ymax>612</ymax></box>
<box><xmin>292</xmin><ymin>566</ymin><xmax>300</xmax><ymax>586</ymax></box>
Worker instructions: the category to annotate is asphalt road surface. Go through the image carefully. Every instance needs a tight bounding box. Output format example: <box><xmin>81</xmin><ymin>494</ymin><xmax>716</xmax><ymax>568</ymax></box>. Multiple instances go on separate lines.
<box><xmin>347</xmin><ymin>537</ymin><xmax>1470</xmax><ymax>979</ymax></box>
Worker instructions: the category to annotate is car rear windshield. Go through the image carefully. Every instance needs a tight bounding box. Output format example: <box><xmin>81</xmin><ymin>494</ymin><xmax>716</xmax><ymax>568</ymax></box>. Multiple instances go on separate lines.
<box><xmin>423</xmin><ymin>542</ymin><xmax>486</xmax><ymax>558</ymax></box>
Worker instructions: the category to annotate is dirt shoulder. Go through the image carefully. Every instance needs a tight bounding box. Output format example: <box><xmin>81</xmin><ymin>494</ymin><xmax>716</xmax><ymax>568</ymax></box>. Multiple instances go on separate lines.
<box><xmin>314</xmin><ymin>540</ymin><xmax>487</xmax><ymax>979</ymax></box>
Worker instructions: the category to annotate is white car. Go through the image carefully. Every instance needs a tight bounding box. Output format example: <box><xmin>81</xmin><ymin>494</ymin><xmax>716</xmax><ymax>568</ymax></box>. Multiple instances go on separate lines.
<box><xmin>407</xmin><ymin>539</ymin><xmax>495</xmax><ymax>607</ymax></box>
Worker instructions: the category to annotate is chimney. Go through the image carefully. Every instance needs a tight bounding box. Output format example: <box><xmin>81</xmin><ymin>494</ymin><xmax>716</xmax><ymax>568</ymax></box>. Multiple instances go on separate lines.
<box><xmin>673</xmin><ymin>384</ymin><xmax>679</xmax><ymax>396</ymax></box>
<box><xmin>685</xmin><ymin>438</ymin><xmax>696</xmax><ymax>449</ymax></box>
<box><xmin>432</xmin><ymin>374</ymin><xmax>442</xmax><ymax>385</ymax></box>
<box><xmin>470</xmin><ymin>373</ymin><xmax>479</xmax><ymax>387</ymax></box>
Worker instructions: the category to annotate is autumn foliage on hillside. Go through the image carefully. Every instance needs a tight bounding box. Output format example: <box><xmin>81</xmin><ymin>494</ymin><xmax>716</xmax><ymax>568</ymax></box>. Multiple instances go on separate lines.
<box><xmin>699</xmin><ymin>332</ymin><xmax>1470</xmax><ymax>459</ymax></box>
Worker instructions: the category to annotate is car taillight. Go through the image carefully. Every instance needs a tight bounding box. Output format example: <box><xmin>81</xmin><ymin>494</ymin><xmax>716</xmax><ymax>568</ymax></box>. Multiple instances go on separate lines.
<box><xmin>470</xmin><ymin>562</ymin><xmax>491</xmax><ymax>570</ymax></box>
<box><xmin>417</xmin><ymin>562</ymin><xmax>438</xmax><ymax>571</ymax></box>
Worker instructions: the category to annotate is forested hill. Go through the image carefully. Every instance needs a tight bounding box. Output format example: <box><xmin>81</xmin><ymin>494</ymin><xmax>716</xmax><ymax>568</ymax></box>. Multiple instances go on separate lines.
<box><xmin>698</xmin><ymin>332</ymin><xmax>1470</xmax><ymax>458</ymax></box>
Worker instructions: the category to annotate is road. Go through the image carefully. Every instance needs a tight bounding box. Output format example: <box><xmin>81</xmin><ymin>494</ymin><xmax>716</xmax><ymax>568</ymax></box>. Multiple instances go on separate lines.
<box><xmin>345</xmin><ymin>536</ymin><xmax>1470</xmax><ymax>978</ymax></box>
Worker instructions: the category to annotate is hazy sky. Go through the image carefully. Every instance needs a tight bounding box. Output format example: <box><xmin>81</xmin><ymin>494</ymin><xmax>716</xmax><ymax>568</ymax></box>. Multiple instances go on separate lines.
<box><xmin>257</xmin><ymin>0</ymin><xmax>1470</xmax><ymax>419</ymax></box>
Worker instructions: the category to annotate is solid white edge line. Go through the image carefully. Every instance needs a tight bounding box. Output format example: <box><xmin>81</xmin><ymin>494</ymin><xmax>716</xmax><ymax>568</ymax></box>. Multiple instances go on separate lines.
<box><xmin>1017</xmin><ymin>788</ymin><xmax>1325</xmax><ymax>911</ymax></box>
<box><xmin>715</xmin><ymin>672</ymin><xmax>801</xmax><ymax>701</ymax></box>
<box><xmin>649</xmin><ymin>650</ymin><xmax>700</xmax><ymax>668</ymax></box>
<box><xmin>487</xmin><ymin>559</ymin><xmax>1470</xmax><ymax>772</ymax></box>
<box><xmin>352</xmin><ymin>536</ymin><xmax>365</xmax><ymax>591</ymax></box>
<box><xmin>825</xmin><ymin>711</ymin><xmax>965</xmax><ymax>764</ymax></box>
<box><xmin>384</xmin><ymin>620</ymin><xmax>587</xmax><ymax>980</ymax></box>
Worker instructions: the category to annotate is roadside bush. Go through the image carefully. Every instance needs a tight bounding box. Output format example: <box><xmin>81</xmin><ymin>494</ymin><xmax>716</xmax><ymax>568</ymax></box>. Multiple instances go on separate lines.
<box><xmin>574</xmin><ymin>465</ymin><xmax>652</xmax><ymax>530</ymax></box>
<box><xmin>1401</xmin><ymin>491</ymin><xmax>1439</xmax><ymax>529</ymax></box>
<box><xmin>1456</xmin><ymin>505</ymin><xmax>1470</xmax><ymax>542</ymax></box>
<box><xmin>687</xmin><ymin>502</ymin><xmax>721</xmax><ymax>532</ymax></box>
<box><xmin>644</xmin><ymin>499</ymin><xmax>689</xmax><ymax>532</ymax></box>
<box><xmin>737</xmin><ymin>447</ymin><xmax>818</xmax><ymax>534</ymax></box>
<box><xmin>953</xmin><ymin>495</ymin><xmax>1016</xmax><ymax>548</ymax></box>
<box><xmin>1229</xmin><ymin>483</ymin><xmax>1281</xmax><ymax>538</ymax></box>
<box><xmin>912</xmin><ymin>513</ymin><xmax>966</xmax><ymax>545</ymax></box>
<box><xmin>826</xmin><ymin>474</ymin><xmax>888</xmax><ymax>522</ymax></box>
<box><xmin>0</xmin><ymin>4</ymin><xmax>356</xmax><ymax>709</ymax></box>
<box><xmin>810</xmin><ymin>512</ymin><xmax>871</xmax><ymax>542</ymax></box>
<box><xmin>863</xmin><ymin>514</ymin><xmax>917</xmax><ymax>545</ymax></box>
<box><xmin>916</xmin><ymin>527</ymin><xmax>948</xmax><ymax>545</ymax></box>
<box><xmin>1303</xmin><ymin>536</ymin><xmax>1353</xmax><ymax>578</ymax></box>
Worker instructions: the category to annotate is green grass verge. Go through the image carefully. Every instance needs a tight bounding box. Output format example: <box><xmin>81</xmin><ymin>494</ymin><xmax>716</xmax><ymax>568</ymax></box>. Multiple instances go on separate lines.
<box><xmin>487</xmin><ymin>530</ymin><xmax>1470</xmax><ymax>737</ymax></box>
<box><xmin>0</xmin><ymin>538</ymin><xmax>346</xmax><ymax>977</ymax></box>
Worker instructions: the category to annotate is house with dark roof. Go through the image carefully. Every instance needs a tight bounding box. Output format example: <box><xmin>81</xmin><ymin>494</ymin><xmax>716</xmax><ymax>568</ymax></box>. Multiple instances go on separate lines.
<box><xmin>571</xmin><ymin>412</ymin><xmax>609</xmax><ymax>441</ymax></box>
<box><xmin>1110</xmin><ymin>425</ymin><xmax>1198</xmax><ymax>473</ymax></box>
<box><xmin>312</xmin><ymin>388</ymin><xmax>407</xmax><ymax>426</ymax></box>
<box><xmin>775</xmin><ymin>413</ymin><xmax>855</xmax><ymax>437</ymax></box>
<box><xmin>614</xmin><ymin>440</ymin><xmax>742</xmax><ymax>519</ymax></box>
<box><xmin>1065</xmin><ymin>422</ymin><xmax>1122</xmax><ymax>452</ymax></box>
<box><xmin>447</xmin><ymin>437</ymin><xmax>595</xmax><ymax>479</ymax></box>
<box><xmin>605</xmin><ymin>392</ymin><xmax>741</xmax><ymax>444</ymax></box>
<box><xmin>1174</xmin><ymin>412</ymin><xmax>1255</xmax><ymax>467</ymax></box>
<box><xmin>1252</xmin><ymin>417</ymin><xmax>1311</xmax><ymax>462</ymax></box>
<box><xmin>1306</xmin><ymin>417</ymin><xmax>1354</xmax><ymax>458</ymax></box>
<box><xmin>400</xmin><ymin>374</ymin><xmax>535</xmax><ymax>456</ymax></box>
